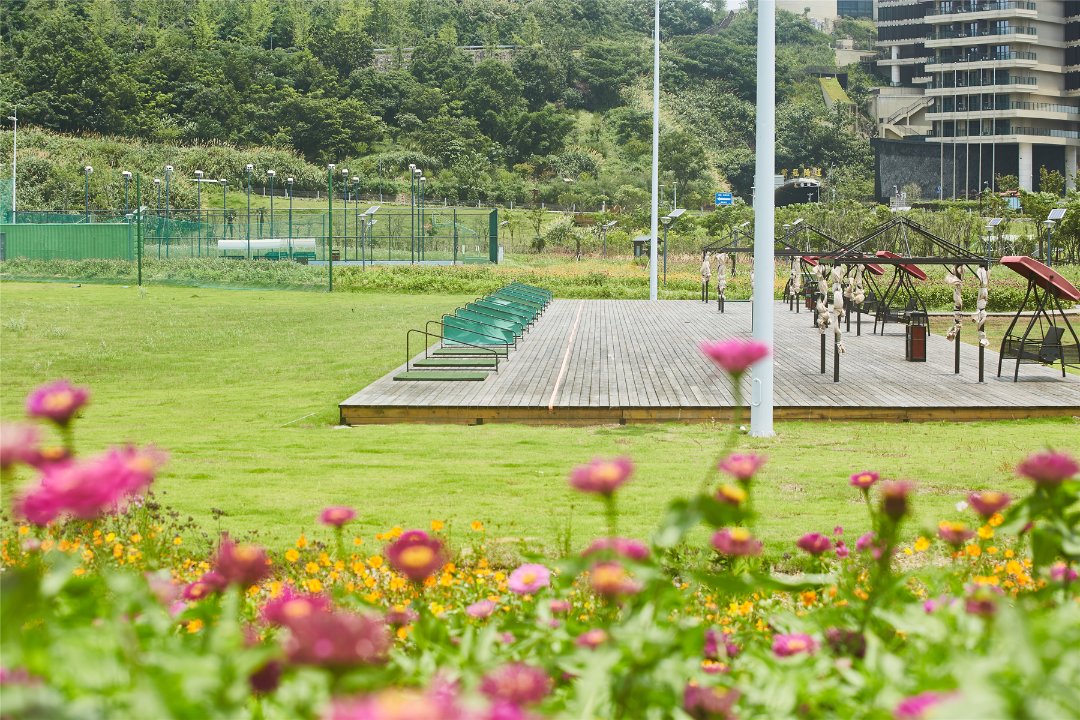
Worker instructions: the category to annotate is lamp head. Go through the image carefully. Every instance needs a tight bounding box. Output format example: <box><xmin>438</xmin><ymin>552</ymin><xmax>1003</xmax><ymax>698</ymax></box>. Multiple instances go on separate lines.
<box><xmin>266</xmin><ymin>169</ymin><xmax>276</xmax><ymax>178</ymax></box>
<box><xmin>414</xmin><ymin>168</ymin><xmax>422</xmax><ymax>176</ymax></box>
<box><xmin>661</xmin><ymin>216</ymin><xmax>672</xmax><ymax>227</ymax></box>
<box><xmin>327</xmin><ymin>163</ymin><xmax>336</xmax><ymax>171</ymax></box>
<box><xmin>246</xmin><ymin>164</ymin><xmax>254</xmax><ymax>172</ymax></box>
<box><xmin>1043</xmin><ymin>219</ymin><xmax>1056</xmax><ymax>228</ymax></box>
<box><xmin>193</xmin><ymin>170</ymin><xmax>203</xmax><ymax>179</ymax></box>
<box><xmin>84</xmin><ymin>165</ymin><xmax>93</xmax><ymax>175</ymax></box>
<box><xmin>121</xmin><ymin>171</ymin><xmax>132</xmax><ymax>180</ymax></box>
<box><xmin>153</xmin><ymin>178</ymin><xmax>161</xmax><ymax>185</ymax></box>
<box><xmin>341</xmin><ymin>168</ymin><xmax>349</xmax><ymax>176</ymax></box>
<box><xmin>219</xmin><ymin>178</ymin><xmax>227</xmax><ymax>185</ymax></box>
<box><xmin>352</xmin><ymin>175</ymin><xmax>359</xmax><ymax>184</ymax></box>
<box><xmin>420</xmin><ymin>176</ymin><xmax>426</xmax><ymax>183</ymax></box>
<box><xmin>287</xmin><ymin>177</ymin><xmax>294</xmax><ymax>185</ymax></box>
<box><xmin>164</xmin><ymin>164</ymin><xmax>173</xmax><ymax>174</ymax></box>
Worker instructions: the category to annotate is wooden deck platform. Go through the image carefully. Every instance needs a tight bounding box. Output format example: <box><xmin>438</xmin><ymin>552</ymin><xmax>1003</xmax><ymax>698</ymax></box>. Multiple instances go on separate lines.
<box><xmin>340</xmin><ymin>300</ymin><xmax>1080</xmax><ymax>425</ymax></box>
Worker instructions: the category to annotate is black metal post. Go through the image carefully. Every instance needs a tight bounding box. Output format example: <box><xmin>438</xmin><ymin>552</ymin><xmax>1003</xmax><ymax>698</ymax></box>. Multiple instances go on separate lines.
<box><xmin>136</xmin><ymin>175</ymin><xmax>142</xmax><ymax>286</ymax></box>
<box><xmin>820</xmin><ymin>334</ymin><xmax>826</xmax><ymax>374</ymax></box>
<box><xmin>833</xmin><ymin>339</ymin><xmax>840</xmax><ymax>383</ymax></box>
<box><xmin>954</xmin><ymin>331</ymin><xmax>961</xmax><ymax>374</ymax></box>
<box><xmin>978</xmin><ymin>345</ymin><xmax>984</xmax><ymax>383</ymax></box>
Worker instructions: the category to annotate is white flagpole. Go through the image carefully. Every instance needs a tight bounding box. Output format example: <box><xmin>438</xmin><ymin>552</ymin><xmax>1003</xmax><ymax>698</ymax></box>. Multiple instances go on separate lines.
<box><xmin>649</xmin><ymin>0</ymin><xmax>660</xmax><ymax>301</ymax></box>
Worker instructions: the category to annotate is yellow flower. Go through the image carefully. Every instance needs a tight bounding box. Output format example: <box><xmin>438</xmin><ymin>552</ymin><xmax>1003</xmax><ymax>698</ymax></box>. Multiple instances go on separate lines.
<box><xmin>130</xmin><ymin>533</ymin><xmax>142</xmax><ymax>544</ymax></box>
<box><xmin>186</xmin><ymin>619</ymin><xmax>204</xmax><ymax>634</ymax></box>
<box><xmin>986</xmin><ymin>546</ymin><xmax>998</xmax><ymax>555</ymax></box>
<box><xmin>105</xmin><ymin>532</ymin><xmax>116</xmax><ymax>543</ymax></box>
<box><xmin>914</xmin><ymin>537</ymin><xmax>930</xmax><ymax>552</ymax></box>
<box><xmin>305</xmin><ymin>562</ymin><xmax>320</xmax><ymax>575</ymax></box>
<box><xmin>978</xmin><ymin>525</ymin><xmax>994</xmax><ymax>540</ymax></box>
<box><xmin>396</xmin><ymin>626</ymin><xmax>411</xmax><ymax>640</ymax></box>
<box><xmin>390</xmin><ymin>576</ymin><xmax>407</xmax><ymax>591</ymax></box>
<box><xmin>305</xmin><ymin>578</ymin><xmax>323</xmax><ymax>593</ymax></box>
<box><xmin>1005</xmin><ymin>560</ymin><xmax>1023</xmax><ymax>576</ymax></box>
<box><xmin>73</xmin><ymin>567</ymin><xmax>86</xmax><ymax>576</ymax></box>
<box><xmin>988</xmin><ymin>513</ymin><xmax>1004</xmax><ymax>527</ymax></box>
<box><xmin>1004</xmin><ymin>549</ymin><xmax>1015</xmax><ymax>559</ymax></box>
<box><xmin>173</xmin><ymin>536</ymin><xmax>183</xmax><ymax>546</ymax></box>
<box><xmin>965</xmin><ymin>544</ymin><xmax>981</xmax><ymax>557</ymax></box>
<box><xmin>367</xmin><ymin>555</ymin><xmax>384</xmax><ymax>569</ymax></box>
<box><xmin>389</xmin><ymin>526</ymin><xmax>403</xmax><ymax>538</ymax></box>
<box><xmin>18</xmin><ymin>526</ymin><xmax>29</xmax><ymax>536</ymax></box>
<box><xmin>471</xmin><ymin>521</ymin><xmax>484</xmax><ymax>532</ymax></box>
<box><xmin>800</xmin><ymin>591</ymin><xmax>817</xmax><ymax>607</ymax></box>
<box><xmin>269</xmin><ymin>581</ymin><xmax>283</xmax><ymax>598</ymax></box>
<box><xmin>353</xmin><ymin>537</ymin><xmax>363</xmax><ymax>546</ymax></box>
<box><xmin>296</xmin><ymin>534</ymin><xmax>308</xmax><ymax>549</ymax></box>
<box><xmin>318</xmin><ymin>552</ymin><xmax>331</xmax><ymax>567</ymax></box>
<box><xmin>431</xmin><ymin>520</ymin><xmax>445</xmax><ymax>532</ymax></box>
<box><xmin>428</xmin><ymin>602</ymin><xmax>445</xmax><ymax>616</ymax></box>
<box><xmin>285</xmin><ymin>549</ymin><xmax>300</xmax><ymax>563</ymax></box>
<box><xmin>974</xmin><ymin>575</ymin><xmax>999</xmax><ymax>586</ymax></box>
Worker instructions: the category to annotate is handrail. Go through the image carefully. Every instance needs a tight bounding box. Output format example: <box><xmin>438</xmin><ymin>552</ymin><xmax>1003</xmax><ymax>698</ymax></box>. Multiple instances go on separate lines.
<box><xmin>405</xmin><ymin>328</ymin><xmax>499</xmax><ymax>373</ymax></box>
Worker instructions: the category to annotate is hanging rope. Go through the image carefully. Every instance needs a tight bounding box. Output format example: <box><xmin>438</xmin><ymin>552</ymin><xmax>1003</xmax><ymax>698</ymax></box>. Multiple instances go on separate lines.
<box><xmin>945</xmin><ymin>264</ymin><xmax>964</xmax><ymax>341</ymax></box>
<box><xmin>972</xmin><ymin>266</ymin><xmax>989</xmax><ymax>347</ymax></box>
<box><xmin>814</xmin><ymin>264</ymin><xmax>830</xmax><ymax>334</ymax></box>
<box><xmin>700</xmin><ymin>252</ymin><xmax>712</xmax><ymax>300</ymax></box>
<box><xmin>716</xmin><ymin>253</ymin><xmax>728</xmax><ymax>299</ymax></box>
<box><xmin>853</xmin><ymin>264</ymin><xmax>865</xmax><ymax>306</ymax></box>
<box><xmin>830</xmin><ymin>264</ymin><xmax>846</xmax><ymax>353</ymax></box>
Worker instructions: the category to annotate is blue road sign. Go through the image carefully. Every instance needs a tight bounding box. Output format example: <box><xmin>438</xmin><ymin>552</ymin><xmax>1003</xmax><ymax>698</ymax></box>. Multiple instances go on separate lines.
<box><xmin>715</xmin><ymin>192</ymin><xmax>733</xmax><ymax>206</ymax></box>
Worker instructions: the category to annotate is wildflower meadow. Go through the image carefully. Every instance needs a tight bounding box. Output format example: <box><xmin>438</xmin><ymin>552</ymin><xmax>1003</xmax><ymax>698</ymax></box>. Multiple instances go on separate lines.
<box><xmin>1</xmin><ymin>345</ymin><xmax>1078</xmax><ymax>719</ymax></box>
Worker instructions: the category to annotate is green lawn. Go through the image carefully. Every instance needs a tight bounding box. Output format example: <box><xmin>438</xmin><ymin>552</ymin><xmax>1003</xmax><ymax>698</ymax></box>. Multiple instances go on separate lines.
<box><xmin>1</xmin><ymin>282</ymin><xmax>1075</xmax><ymax>556</ymax></box>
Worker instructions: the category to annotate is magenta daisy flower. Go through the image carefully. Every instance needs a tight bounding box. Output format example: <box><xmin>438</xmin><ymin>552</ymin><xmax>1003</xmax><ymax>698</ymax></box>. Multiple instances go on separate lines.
<box><xmin>700</xmin><ymin>339</ymin><xmax>770</xmax><ymax>375</ymax></box>
<box><xmin>568</xmin><ymin>457</ymin><xmax>633</xmax><ymax>496</ymax></box>
<box><xmin>25</xmin><ymin>379</ymin><xmax>90</xmax><ymax>427</ymax></box>
<box><xmin>507</xmin><ymin>563</ymin><xmax>551</xmax><ymax>595</ymax></box>
<box><xmin>385</xmin><ymin>530</ymin><xmax>446</xmax><ymax>583</ymax></box>
<box><xmin>319</xmin><ymin>506</ymin><xmax>356</xmax><ymax>527</ymax></box>
<box><xmin>1016</xmin><ymin>451</ymin><xmax>1078</xmax><ymax>488</ymax></box>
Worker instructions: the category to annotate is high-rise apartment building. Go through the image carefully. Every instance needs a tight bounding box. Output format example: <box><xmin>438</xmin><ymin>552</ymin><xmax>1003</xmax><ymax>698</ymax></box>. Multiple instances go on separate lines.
<box><xmin>874</xmin><ymin>1</ymin><xmax>1080</xmax><ymax>196</ymax></box>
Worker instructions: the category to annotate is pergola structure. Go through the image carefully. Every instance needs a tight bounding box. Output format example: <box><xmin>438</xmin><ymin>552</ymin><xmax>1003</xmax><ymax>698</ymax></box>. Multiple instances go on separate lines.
<box><xmin>997</xmin><ymin>256</ymin><xmax>1080</xmax><ymax>381</ymax></box>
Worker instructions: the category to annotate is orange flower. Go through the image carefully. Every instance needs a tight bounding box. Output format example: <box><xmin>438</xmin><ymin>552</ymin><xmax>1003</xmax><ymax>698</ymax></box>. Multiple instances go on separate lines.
<box><xmin>431</xmin><ymin>520</ymin><xmax>445</xmax><ymax>532</ymax></box>
<box><xmin>471</xmin><ymin>521</ymin><xmax>485</xmax><ymax>532</ymax></box>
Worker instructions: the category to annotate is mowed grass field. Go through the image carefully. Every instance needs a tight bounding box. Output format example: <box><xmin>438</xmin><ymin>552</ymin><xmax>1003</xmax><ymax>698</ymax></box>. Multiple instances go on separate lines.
<box><xmin>1</xmin><ymin>282</ymin><xmax>1076</xmax><ymax>556</ymax></box>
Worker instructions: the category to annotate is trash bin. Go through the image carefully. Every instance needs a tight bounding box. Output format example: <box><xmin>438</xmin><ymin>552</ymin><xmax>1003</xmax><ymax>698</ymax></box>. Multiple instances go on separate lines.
<box><xmin>905</xmin><ymin>314</ymin><xmax>927</xmax><ymax>362</ymax></box>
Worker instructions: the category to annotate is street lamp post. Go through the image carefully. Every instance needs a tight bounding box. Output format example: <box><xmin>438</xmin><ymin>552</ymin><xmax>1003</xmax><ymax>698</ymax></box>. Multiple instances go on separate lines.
<box><xmin>413</xmin><ymin>167</ymin><xmax>422</xmax><ymax>262</ymax></box>
<box><xmin>601</xmin><ymin>220</ymin><xmax>617</xmax><ymax>257</ymax></box>
<box><xmin>353</xmin><ymin>175</ymin><xmax>360</xmax><ymax>260</ymax></box>
<box><xmin>1044</xmin><ymin>219</ymin><xmax>1056</xmax><ymax>267</ymax></box>
<box><xmin>153</xmin><ymin>178</ymin><xmax>161</xmax><ymax>258</ymax></box>
<box><xmin>6</xmin><ymin>110</ymin><xmax>15</xmax><ymax>223</ymax></box>
<box><xmin>327</xmin><ymin>164</ymin><xmax>335</xmax><ymax>290</ymax></box>
<box><xmin>661</xmin><ymin>215</ymin><xmax>671</xmax><ymax>286</ymax></box>
<box><xmin>267</xmin><ymin>170</ymin><xmax>276</xmax><ymax>247</ymax></box>
<box><xmin>408</xmin><ymin>164</ymin><xmax>417</xmax><ymax>262</ymax></box>
<box><xmin>672</xmin><ymin>181</ymin><xmax>678</xmax><ymax>212</ymax></box>
<box><xmin>194</xmin><ymin>170</ymin><xmax>203</xmax><ymax>257</ymax></box>
<box><xmin>341</xmin><ymin>168</ymin><xmax>349</xmax><ymax>260</ymax></box>
<box><xmin>83</xmin><ymin>165</ymin><xmax>93</xmax><ymax>222</ymax></box>
<box><xmin>122</xmin><ymin>171</ymin><xmax>132</xmax><ymax>216</ymax></box>
<box><xmin>419</xmin><ymin>175</ymin><xmax>426</xmax><ymax>261</ymax></box>
<box><xmin>245</xmin><ymin>163</ymin><xmax>254</xmax><ymax>259</ymax></box>
<box><xmin>286</xmin><ymin>177</ymin><xmax>294</xmax><ymax>258</ymax></box>
<box><xmin>219</xmin><ymin>179</ymin><xmax>228</xmax><ymax>249</ymax></box>
<box><xmin>164</xmin><ymin>165</ymin><xmax>172</xmax><ymax>256</ymax></box>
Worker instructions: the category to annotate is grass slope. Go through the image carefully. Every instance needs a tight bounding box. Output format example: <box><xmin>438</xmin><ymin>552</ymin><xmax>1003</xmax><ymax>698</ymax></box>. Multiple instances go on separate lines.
<box><xmin>1</xmin><ymin>282</ymin><xmax>1076</xmax><ymax>556</ymax></box>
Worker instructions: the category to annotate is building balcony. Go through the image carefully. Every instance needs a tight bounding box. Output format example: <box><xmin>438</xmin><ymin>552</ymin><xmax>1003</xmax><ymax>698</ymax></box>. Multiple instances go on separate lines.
<box><xmin>925</xmin><ymin>51</ymin><xmax>1038</xmax><ymax>71</ymax></box>
<box><xmin>925</xmin><ymin>27</ymin><xmax>1037</xmax><ymax>48</ymax></box>
<box><xmin>879</xmin><ymin>55</ymin><xmax>933</xmax><ymax>66</ymax></box>
<box><xmin>926</xmin><ymin>127</ymin><xmax>1080</xmax><ymax>144</ymax></box>
<box><xmin>926</xmin><ymin>76</ymin><xmax>1038</xmax><ymax>93</ymax></box>
<box><xmin>924</xmin><ymin>1</ymin><xmax>1039</xmax><ymax>24</ymax></box>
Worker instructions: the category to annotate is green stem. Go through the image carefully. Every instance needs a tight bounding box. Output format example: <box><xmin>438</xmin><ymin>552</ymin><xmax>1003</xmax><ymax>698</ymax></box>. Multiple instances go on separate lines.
<box><xmin>698</xmin><ymin>373</ymin><xmax>745</xmax><ymax>495</ymax></box>
<box><xmin>604</xmin><ymin>496</ymin><xmax>618</xmax><ymax>538</ymax></box>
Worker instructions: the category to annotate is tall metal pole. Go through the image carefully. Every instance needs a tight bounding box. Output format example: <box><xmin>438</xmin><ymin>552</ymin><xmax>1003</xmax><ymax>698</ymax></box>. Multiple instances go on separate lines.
<box><xmin>136</xmin><ymin>174</ymin><xmax>142</xmax><ymax>286</ymax></box>
<box><xmin>164</xmin><ymin>165</ymin><xmax>172</xmax><ymax>256</ymax></box>
<box><xmin>341</xmin><ymin>168</ymin><xmax>349</xmax><ymax>261</ymax></box>
<box><xmin>154</xmin><ymin>178</ymin><xmax>161</xmax><ymax>259</ymax></box>
<box><xmin>327</xmin><ymin>164</ymin><xmax>335</xmax><ymax>291</ymax></box>
<box><xmin>220</xmin><ymin>179</ymin><xmax>227</xmax><ymax>248</ymax></box>
<box><xmin>420</xmin><ymin>176</ymin><xmax>426</xmax><ymax>261</ymax></box>
<box><xmin>287</xmin><ymin>177</ymin><xmax>294</xmax><ymax>258</ymax></box>
<box><xmin>649</xmin><ymin>0</ymin><xmax>660</xmax><ymax>301</ymax></box>
<box><xmin>245</xmin><ymin>164</ymin><xmax>253</xmax><ymax>259</ymax></box>
<box><xmin>84</xmin><ymin>166</ymin><xmax>93</xmax><ymax>222</ymax></box>
<box><xmin>7</xmin><ymin>109</ymin><xmax>14</xmax><ymax>222</ymax></box>
<box><xmin>194</xmin><ymin>170</ymin><xmax>203</xmax><ymax>257</ymax></box>
<box><xmin>122</xmin><ymin>171</ymin><xmax>131</xmax><ymax>216</ymax></box>
<box><xmin>409</xmin><ymin>163</ymin><xmax>416</xmax><ymax>263</ymax></box>
<box><xmin>751</xmin><ymin>0</ymin><xmax>776</xmax><ymax>438</ymax></box>
<box><xmin>267</xmin><ymin>170</ymin><xmax>276</xmax><ymax>247</ymax></box>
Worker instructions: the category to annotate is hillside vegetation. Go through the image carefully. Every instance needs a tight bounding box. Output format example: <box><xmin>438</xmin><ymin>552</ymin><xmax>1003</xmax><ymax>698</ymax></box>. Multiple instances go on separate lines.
<box><xmin>1</xmin><ymin>0</ymin><xmax>877</xmax><ymax>213</ymax></box>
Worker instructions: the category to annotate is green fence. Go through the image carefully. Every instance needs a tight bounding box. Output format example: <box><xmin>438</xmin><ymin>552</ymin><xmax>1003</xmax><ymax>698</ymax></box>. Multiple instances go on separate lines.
<box><xmin>0</xmin><ymin>222</ymin><xmax>134</xmax><ymax>260</ymax></box>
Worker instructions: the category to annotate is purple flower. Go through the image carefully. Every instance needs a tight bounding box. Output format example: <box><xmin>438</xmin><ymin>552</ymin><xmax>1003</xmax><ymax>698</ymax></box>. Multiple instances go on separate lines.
<box><xmin>700</xmin><ymin>338</ymin><xmax>770</xmax><ymax>375</ymax></box>
<box><xmin>548</xmin><ymin>599</ymin><xmax>571</xmax><ymax>614</ymax></box>
<box><xmin>682</xmin><ymin>682</ymin><xmax>740</xmax><ymax>720</ymax></box>
<box><xmin>320</xmin><ymin>506</ymin><xmax>357</xmax><ymax>527</ymax></box>
<box><xmin>385</xmin><ymin>530</ymin><xmax>446</xmax><ymax>583</ymax></box>
<box><xmin>718</xmin><ymin>453</ymin><xmax>766</xmax><ymax>482</ymax></box>
<box><xmin>964</xmin><ymin>585</ymin><xmax>1002</xmax><ymax>618</ymax></box>
<box><xmin>575</xmin><ymin>628</ymin><xmax>608</xmax><ymax>649</ymax></box>
<box><xmin>894</xmin><ymin>691</ymin><xmax>957</xmax><ymax>720</ymax></box>
<box><xmin>213</xmin><ymin>534</ymin><xmax>271</xmax><ymax>587</ymax></box>
<box><xmin>825</xmin><ymin>628</ymin><xmax>866</xmax><ymax>659</ymax></box>
<box><xmin>711</xmin><ymin>528</ymin><xmax>762</xmax><ymax>556</ymax></box>
<box><xmin>261</xmin><ymin>587</ymin><xmax>332</xmax><ymax>626</ymax></box>
<box><xmin>849</xmin><ymin>471</ymin><xmax>879</xmax><ymax>490</ymax></box>
<box><xmin>507</xmin><ymin>564</ymin><xmax>551</xmax><ymax>595</ymax></box>
<box><xmin>835</xmin><ymin>540</ymin><xmax>849</xmax><ymax>559</ymax></box>
<box><xmin>796</xmin><ymin>533</ymin><xmax>833</xmax><ymax>556</ymax></box>
<box><xmin>1017</xmin><ymin>451</ymin><xmax>1078</xmax><ymax>488</ymax></box>
<box><xmin>384</xmin><ymin>606</ymin><xmax>418</xmax><ymax>627</ymax></box>
<box><xmin>282</xmin><ymin>608</ymin><xmax>390</xmax><ymax>668</ymax></box>
<box><xmin>568</xmin><ymin>457</ymin><xmax>633</xmax><ymax>496</ymax></box>
<box><xmin>772</xmin><ymin>633</ymin><xmax>817</xmax><ymax>657</ymax></box>
<box><xmin>967</xmin><ymin>491</ymin><xmax>1011</xmax><ymax>518</ymax></box>
<box><xmin>467</xmin><ymin>600</ymin><xmax>497</xmax><ymax>619</ymax></box>
<box><xmin>182</xmin><ymin>571</ymin><xmax>227</xmax><ymax>600</ymax></box>
<box><xmin>25</xmin><ymin>379</ymin><xmax>90</xmax><ymax>426</ymax></box>
<box><xmin>937</xmin><ymin>521</ymin><xmax>975</xmax><ymax>549</ymax></box>
<box><xmin>480</xmin><ymin>663</ymin><xmax>551</xmax><ymax>707</ymax></box>
<box><xmin>249</xmin><ymin>660</ymin><xmax>282</xmax><ymax>695</ymax></box>
<box><xmin>1049</xmin><ymin>562</ymin><xmax>1078</xmax><ymax>583</ymax></box>
<box><xmin>582</xmin><ymin>536</ymin><xmax>650</xmax><ymax>561</ymax></box>
<box><xmin>880</xmin><ymin>481</ymin><xmax>914</xmax><ymax>521</ymax></box>
<box><xmin>0</xmin><ymin>423</ymin><xmax>41</xmax><ymax>470</ymax></box>
<box><xmin>855</xmin><ymin>532</ymin><xmax>876</xmax><ymax>552</ymax></box>
<box><xmin>326</xmin><ymin>687</ymin><xmax>466</xmax><ymax>720</ymax></box>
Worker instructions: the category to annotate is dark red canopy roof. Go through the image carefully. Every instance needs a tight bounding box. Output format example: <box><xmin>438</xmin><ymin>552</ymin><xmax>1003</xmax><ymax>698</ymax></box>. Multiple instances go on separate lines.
<box><xmin>1000</xmin><ymin>256</ymin><xmax>1080</xmax><ymax>301</ymax></box>
<box><xmin>875</xmin><ymin>250</ymin><xmax>928</xmax><ymax>281</ymax></box>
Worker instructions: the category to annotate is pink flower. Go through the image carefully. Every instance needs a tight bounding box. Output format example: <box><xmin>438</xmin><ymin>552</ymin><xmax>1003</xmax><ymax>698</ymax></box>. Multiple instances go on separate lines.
<box><xmin>849</xmin><ymin>471</ymin><xmax>879</xmax><ymax>490</ymax></box>
<box><xmin>575</xmin><ymin>628</ymin><xmax>608</xmax><ymax>649</ymax></box>
<box><xmin>835</xmin><ymin>541</ymin><xmax>849</xmax><ymax>559</ymax></box>
<box><xmin>320</xmin><ymin>506</ymin><xmax>357</xmax><ymax>527</ymax></box>
<box><xmin>385</xmin><ymin>530</ymin><xmax>446</xmax><ymax>583</ymax></box>
<box><xmin>283</xmin><ymin>608</ymin><xmax>390</xmax><ymax>668</ymax></box>
<box><xmin>548</xmin><ymin>599</ymin><xmax>571</xmax><ymax>614</ymax></box>
<box><xmin>855</xmin><ymin>532</ymin><xmax>876</xmax><ymax>552</ymax></box>
<box><xmin>894</xmin><ymin>691</ymin><xmax>957</xmax><ymax>720</ymax></box>
<box><xmin>772</xmin><ymin>633</ymin><xmax>817</xmax><ymax>657</ymax></box>
<box><xmin>213</xmin><ymin>535</ymin><xmax>271</xmax><ymax>587</ymax></box>
<box><xmin>15</xmin><ymin>445</ymin><xmax>165</xmax><ymax>525</ymax></box>
<box><xmin>715</xmin><ymin>484</ymin><xmax>747</xmax><ymax>505</ymax></box>
<box><xmin>825</xmin><ymin>628</ymin><xmax>866</xmax><ymax>659</ymax></box>
<box><xmin>967</xmin><ymin>491</ymin><xmax>1011</xmax><ymax>518</ymax></box>
<box><xmin>700</xmin><ymin>338</ymin><xmax>770</xmax><ymax>375</ymax></box>
<box><xmin>507</xmin><ymin>564</ymin><xmax>551</xmax><ymax>595</ymax></box>
<box><xmin>261</xmin><ymin>588</ymin><xmax>332</xmax><ymax>626</ymax></box>
<box><xmin>0</xmin><ymin>667</ymin><xmax>40</xmax><ymax>686</ymax></box>
<box><xmin>326</xmin><ymin>688</ymin><xmax>466</xmax><ymax>720</ymax></box>
<box><xmin>0</xmin><ymin>423</ymin><xmax>41</xmax><ymax>470</ymax></box>
<box><xmin>25</xmin><ymin>379</ymin><xmax>90</xmax><ymax>426</ymax></box>
<box><xmin>682</xmin><ymin>682</ymin><xmax>740</xmax><ymax>720</ymax></box>
<box><xmin>480</xmin><ymin>663</ymin><xmax>551</xmax><ymax>706</ymax></box>
<box><xmin>1049</xmin><ymin>562</ymin><xmax>1078</xmax><ymax>583</ymax></box>
<box><xmin>937</xmin><ymin>521</ymin><xmax>975</xmax><ymax>549</ymax></box>
<box><xmin>964</xmin><ymin>585</ymin><xmax>1002</xmax><ymax>618</ymax></box>
<box><xmin>588</xmin><ymin>561</ymin><xmax>642</xmax><ymax>598</ymax></box>
<box><xmin>1017</xmin><ymin>451</ymin><xmax>1078</xmax><ymax>488</ymax></box>
<box><xmin>467</xmin><ymin>600</ymin><xmax>497</xmax><ymax>619</ymax></box>
<box><xmin>796</xmin><ymin>533</ymin><xmax>833</xmax><ymax>555</ymax></box>
<box><xmin>384</xmin><ymin>606</ymin><xmax>418</xmax><ymax>627</ymax></box>
<box><xmin>582</xmin><ymin>536</ymin><xmax>650</xmax><ymax>561</ymax></box>
<box><xmin>711</xmin><ymin>528</ymin><xmax>762</xmax><ymax>556</ymax></box>
<box><xmin>183</xmin><ymin>571</ymin><xmax>227</xmax><ymax>600</ymax></box>
<box><xmin>250</xmin><ymin>660</ymin><xmax>282</xmax><ymax>695</ymax></box>
<box><xmin>568</xmin><ymin>457</ymin><xmax>633</xmax><ymax>496</ymax></box>
<box><xmin>880</xmin><ymin>481</ymin><xmax>914</xmax><ymax>521</ymax></box>
<box><xmin>718</xmin><ymin>453</ymin><xmax>766</xmax><ymax>482</ymax></box>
